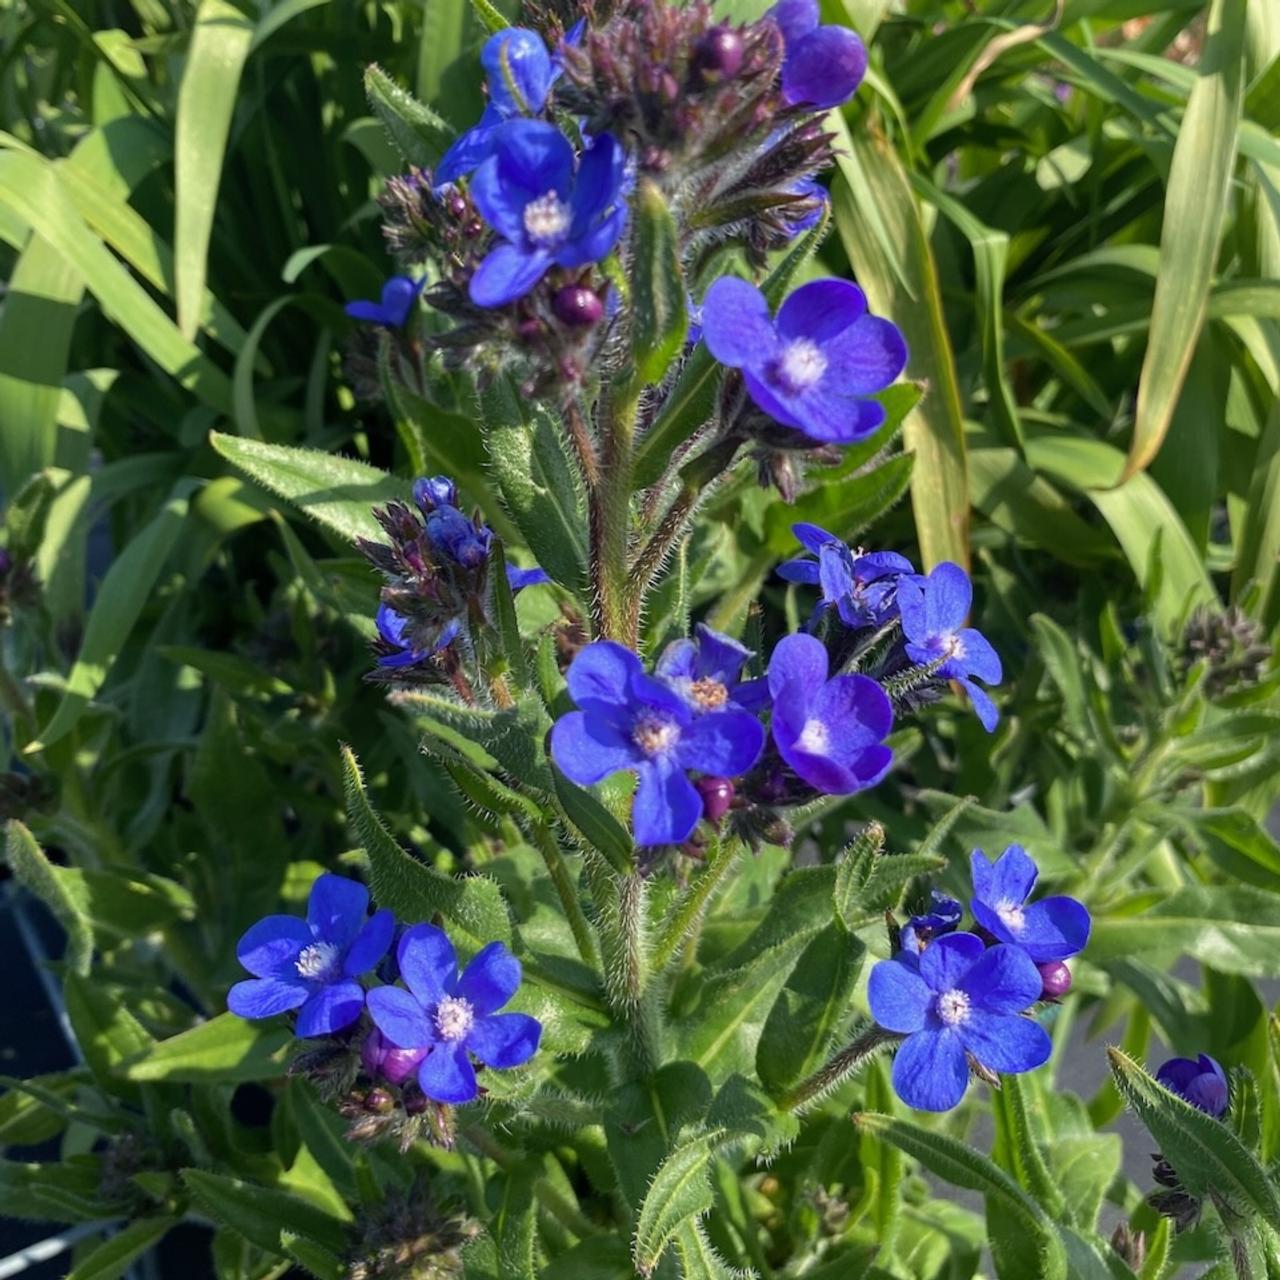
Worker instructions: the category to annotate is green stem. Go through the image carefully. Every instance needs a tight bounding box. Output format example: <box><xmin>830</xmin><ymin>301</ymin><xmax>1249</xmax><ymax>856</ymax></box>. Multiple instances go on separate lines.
<box><xmin>530</xmin><ymin>822</ymin><xmax>600</xmax><ymax>970</ymax></box>
<box><xmin>779</xmin><ymin>1024</ymin><xmax>899</xmax><ymax>1114</ymax></box>
<box><xmin>589</xmin><ymin>380</ymin><xmax>641</xmax><ymax>643</ymax></box>
<box><xmin>650</xmin><ymin>837</ymin><xmax>739</xmax><ymax>974</ymax></box>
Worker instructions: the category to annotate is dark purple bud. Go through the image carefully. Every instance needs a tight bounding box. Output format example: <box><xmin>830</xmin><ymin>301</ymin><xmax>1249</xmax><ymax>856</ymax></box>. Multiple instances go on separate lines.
<box><xmin>446</xmin><ymin>193</ymin><xmax>468</xmax><ymax>218</ymax></box>
<box><xmin>361</xmin><ymin>1028</ymin><xmax>428</xmax><ymax>1086</ymax></box>
<box><xmin>464</xmin><ymin>219</ymin><xmax>484</xmax><ymax>238</ymax></box>
<box><xmin>1037</xmin><ymin>960</ymin><xmax>1072</xmax><ymax>999</ymax></box>
<box><xmin>696</xmin><ymin>776</ymin><xmax>735</xmax><ymax>824</ymax></box>
<box><xmin>693</xmin><ymin>27</ymin><xmax>745</xmax><ymax>82</ymax></box>
<box><xmin>365</xmin><ymin>1087</ymin><xmax>395</xmax><ymax>1114</ymax></box>
<box><xmin>412</xmin><ymin>475</ymin><xmax>458</xmax><ymax>514</ymax></box>
<box><xmin>552</xmin><ymin>285</ymin><xmax>604</xmax><ymax>328</ymax></box>
<box><xmin>403</xmin><ymin>1088</ymin><xmax>429</xmax><ymax>1116</ymax></box>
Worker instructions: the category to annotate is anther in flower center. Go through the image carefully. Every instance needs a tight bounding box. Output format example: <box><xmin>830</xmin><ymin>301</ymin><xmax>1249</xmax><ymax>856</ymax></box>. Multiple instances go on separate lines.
<box><xmin>690</xmin><ymin>677</ymin><xmax>729</xmax><ymax>710</ymax></box>
<box><xmin>523</xmin><ymin>190</ymin><xmax>572</xmax><ymax>245</ymax></box>
<box><xmin>435</xmin><ymin>995</ymin><xmax>475</xmax><ymax>1042</ymax></box>
<box><xmin>994</xmin><ymin>897</ymin><xmax>1026</xmax><ymax>933</ymax></box>
<box><xmin>632</xmin><ymin>714</ymin><xmax>681</xmax><ymax>757</ymax></box>
<box><xmin>795</xmin><ymin>717</ymin><xmax>830</xmax><ymax>755</ymax></box>
<box><xmin>935</xmin><ymin>988</ymin><xmax>971</xmax><ymax>1026</ymax></box>
<box><xmin>295</xmin><ymin>941</ymin><xmax>341</xmax><ymax>981</ymax></box>
<box><xmin>771</xmin><ymin>338</ymin><xmax>827</xmax><ymax>393</ymax></box>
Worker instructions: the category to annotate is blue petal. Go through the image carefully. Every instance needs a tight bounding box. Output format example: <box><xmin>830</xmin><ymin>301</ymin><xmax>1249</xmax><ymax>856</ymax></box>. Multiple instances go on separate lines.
<box><xmin>733</xmin><ymin>677</ymin><xmax>771</xmax><ymax>713</ymax></box>
<box><xmin>776</xmin><ymin>558</ymin><xmax>820</xmax><ymax>585</ymax></box>
<box><xmin>701</xmin><ymin>277</ymin><xmax>779</xmax><ymax>370</ymax></box>
<box><xmin>955</xmin><ymin>628</ymin><xmax>1002</xmax><ymax>684</ymax></box>
<box><xmin>810</xmin><ymin>674</ymin><xmax>893</xmax><ymax>758</ymax></box>
<box><xmin>469</xmin><ymin>243</ymin><xmax>554</xmax><ymax>308</ymax></box>
<box><xmin>345</xmin><ymin>299</ymin><xmax>392</xmax><ymax>325</ymax></box>
<box><xmin>556</xmin><ymin>202</ymin><xmax>627</xmax><ymax>269</ymax></box>
<box><xmin>957</xmin><ymin>943</ymin><xmax>1042</xmax><ymax>1014</ymax></box>
<box><xmin>485</xmin><ymin>119</ymin><xmax>575</xmax><ymax>207</ymax></box>
<box><xmin>786</xmin><ymin>387</ymin><xmax>887</xmax><ymax>444</ymax></box>
<box><xmin>397</xmin><ymin>923</ymin><xmax>458</xmax><ymax>1006</ymax></box>
<box><xmin>895</xmin><ymin>574</ymin><xmax>930</xmax><ymax>645</ymax></box>
<box><xmin>228</xmin><ymin>976</ymin><xmax>308</xmax><ymax>1020</ymax></box>
<box><xmin>891</xmin><ymin>1027</ymin><xmax>969</xmax><ymax>1112</ymax></box>
<box><xmin>741</xmin><ymin>366</ymin><xmax>808</xmax><ymax>434</ymax></box>
<box><xmin>565</xmin><ymin>641</ymin><xmax>644</xmax><ymax>711</ymax></box>
<box><xmin>776</xmin><ymin>279</ymin><xmax>866</xmax><ymax>346</ymax></box>
<box><xmin>379</xmin><ymin>276</ymin><xmax>424</xmax><ymax>328</ymax></box>
<box><xmin>693</xmin><ymin>623</ymin><xmax>753</xmax><ymax>684</ymax></box>
<box><xmin>376</xmin><ymin>602</ymin><xmax>411</xmax><ymax>649</ymax></box>
<box><xmin>343</xmin><ymin>908</ymin><xmax>396</xmax><ymax>978</ymax></box>
<box><xmin>367</xmin><ymin>984</ymin><xmax>436</xmax><ymax>1050</ymax></box>
<box><xmin>769</xmin><ymin>0</ymin><xmax>819</xmax><ymax>43</ymax></box>
<box><xmin>482</xmin><ymin>28</ymin><xmax>553</xmax><ymax>116</ymax></box>
<box><xmin>781</xmin><ymin>25</ymin><xmax>867</xmax><ymax>110</ymax></box>
<box><xmin>296</xmin><ymin>980</ymin><xmax>366</xmax><ymax>1038</ymax></box>
<box><xmin>455</xmin><ymin>941</ymin><xmax>522</xmax><ymax>1017</ymax></box>
<box><xmin>817</xmin><ymin>543</ymin><xmax>855</xmax><ymax>608</ymax></box>
<box><xmin>435</xmin><ymin>118</ymin><xmax>501</xmax><ymax>184</ymax></box>
<box><xmin>766</xmin><ymin>632</ymin><xmax>828</xmax><ymax>700</ymax></box>
<box><xmin>675</xmin><ymin>710</ymin><xmax>765</xmax><ymax>778</ymax></box>
<box><xmin>792</xmin><ymin>522</ymin><xmax>839</xmax><ymax>555</ymax></box>
<box><xmin>924</xmin><ymin>562</ymin><xmax>972</xmax><ymax>633</ymax></box>
<box><xmin>958</xmin><ymin>1011</ymin><xmax>1051</xmax><ymax>1076</ymax></box>
<box><xmin>567</xmin><ymin>132</ymin><xmax>626</xmax><ymax>239</ymax></box>
<box><xmin>918</xmin><ymin>932</ymin><xmax>985</xmax><ymax>992</ymax></box>
<box><xmin>973</xmin><ymin>845</ymin><xmax>1037</xmax><ymax>908</ymax></box>
<box><xmin>867</xmin><ymin>958</ymin><xmax>932</xmax><ymax>1032</ymax></box>
<box><xmin>418</xmin><ymin>1043</ymin><xmax>478</xmax><ymax>1104</ymax></box>
<box><xmin>823</xmin><ymin>314</ymin><xmax>908</xmax><ymax>395</ymax></box>
<box><xmin>236</xmin><ymin>915</ymin><xmax>312</xmax><ymax>978</ymax></box>
<box><xmin>632</xmin><ymin>757</ymin><xmax>702</xmax><ymax>847</ymax></box>
<box><xmin>506</xmin><ymin>563</ymin><xmax>551</xmax><ymax>591</ymax></box>
<box><xmin>550</xmin><ymin>711</ymin><xmax>640</xmax><ymax>785</ymax></box>
<box><xmin>307</xmin><ymin>874</ymin><xmax>369</xmax><ymax>949</ymax></box>
<box><xmin>655</xmin><ymin>638</ymin><xmax>698</xmax><ymax>684</ymax></box>
<box><xmin>1017</xmin><ymin>897</ymin><xmax>1092</xmax><ymax>963</ymax></box>
<box><xmin>468</xmin><ymin>1012</ymin><xmax>542</xmax><ymax>1068</ymax></box>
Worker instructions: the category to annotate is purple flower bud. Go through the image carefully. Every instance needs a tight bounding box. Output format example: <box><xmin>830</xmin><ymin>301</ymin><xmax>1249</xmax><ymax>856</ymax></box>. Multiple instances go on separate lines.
<box><xmin>403</xmin><ymin>1089</ymin><xmax>429</xmax><ymax>1116</ymax></box>
<box><xmin>696</xmin><ymin>776</ymin><xmax>735</xmax><ymax>823</ymax></box>
<box><xmin>365</xmin><ymin>1087</ymin><xmax>396</xmax><ymax>1113</ymax></box>
<box><xmin>1157</xmin><ymin>1054</ymin><xmax>1229</xmax><ymax>1118</ymax></box>
<box><xmin>1037</xmin><ymin>960</ymin><xmax>1072</xmax><ymax>999</ymax></box>
<box><xmin>552</xmin><ymin>286</ymin><xmax>605</xmax><ymax>328</ymax></box>
<box><xmin>361</xmin><ymin>1028</ymin><xmax>428</xmax><ymax>1086</ymax></box>
<box><xmin>412</xmin><ymin>476</ymin><xmax>458</xmax><ymax>514</ymax></box>
<box><xmin>426</xmin><ymin>505</ymin><xmax>492</xmax><ymax>569</ymax></box>
<box><xmin>693</xmin><ymin>27</ymin><xmax>745</xmax><ymax>82</ymax></box>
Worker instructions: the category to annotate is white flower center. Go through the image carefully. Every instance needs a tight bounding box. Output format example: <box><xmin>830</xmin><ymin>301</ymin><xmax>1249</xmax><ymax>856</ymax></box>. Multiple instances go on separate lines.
<box><xmin>994</xmin><ymin>898</ymin><xmax>1026</xmax><ymax>934</ymax></box>
<box><xmin>523</xmin><ymin>190</ymin><xmax>572</xmax><ymax>245</ymax></box>
<box><xmin>774</xmin><ymin>338</ymin><xmax>827</xmax><ymax>393</ymax></box>
<box><xmin>632</xmin><ymin>714</ymin><xmax>681</xmax><ymax>757</ymax></box>
<box><xmin>690</xmin><ymin>677</ymin><xmax>729</xmax><ymax>711</ymax></box>
<box><xmin>935</xmin><ymin>988</ymin><xmax>971</xmax><ymax>1027</ymax></box>
<box><xmin>795</xmin><ymin>717</ymin><xmax>829</xmax><ymax>754</ymax></box>
<box><xmin>945</xmin><ymin>632</ymin><xmax>966</xmax><ymax>660</ymax></box>
<box><xmin>435</xmin><ymin>995</ymin><xmax>475</xmax><ymax>1042</ymax></box>
<box><xmin>295</xmin><ymin>941</ymin><xmax>341</xmax><ymax>981</ymax></box>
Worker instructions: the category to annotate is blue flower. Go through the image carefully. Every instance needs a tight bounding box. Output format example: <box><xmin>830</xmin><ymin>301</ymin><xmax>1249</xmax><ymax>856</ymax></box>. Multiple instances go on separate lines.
<box><xmin>505</xmin><ymin>563</ymin><xmax>551</xmax><ymax>591</ymax></box>
<box><xmin>770</xmin><ymin>0</ymin><xmax>868</xmax><ymax>110</ymax></box>
<box><xmin>766</xmin><ymin>633</ymin><xmax>893</xmax><ymax>794</ymax></box>
<box><xmin>655</xmin><ymin>623</ymin><xmax>769</xmax><ymax>714</ymax></box>
<box><xmin>361</xmin><ymin>1027</ymin><xmax>428</xmax><ymax>1086</ymax></box>
<box><xmin>970</xmin><ymin>845</ymin><xmax>1091</xmax><ymax>964</ymax></box>
<box><xmin>777</xmin><ymin>522</ymin><xmax>913</xmax><ymax>629</ymax></box>
<box><xmin>868</xmin><ymin>932</ymin><xmax>1051</xmax><ymax>1111</ymax></box>
<box><xmin>1157</xmin><ymin>1054</ymin><xmax>1229</xmax><ymax>1118</ymax></box>
<box><xmin>897</xmin><ymin>562</ymin><xmax>1003</xmax><ymax>731</ymax></box>
<box><xmin>375</xmin><ymin>603</ymin><xmax>461</xmax><ymax>668</ymax></box>
<box><xmin>228</xmin><ymin>874</ymin><xmax>394</xmax><ymax>1038</ymax></box>
<box><xmin>344</xmin><ymin>275</ymin><xmax>425</xmax><ymax>328</ymax></box>
<box><xmin>365</xmin><ymin>925</ymin><xmax>541</xmax><ymax>1105</ymax></box>
<box><xmin>900</xmin><ymin>893</ymin><xmax>963</xmax><ymax>954</ymax></box>
<box><xmin>426</xmin><ymin>504</ymin><xmax>492</xmax><ymax>569</ymax></box>
<box><xmin>701</xmin><ymin>277</ymin><xmax>907</xmax><ymax>443</ymax></box>
<box><xmin>435</xmin><ymin>29</ymin><xmax>558</xmax><ymax>183</ymax></box>
<box><xmin>469</xmin><ymin>122</ymin><xmax>628</xmax><ymax>308</ymax></box>
<box><xmin>783</xmin><ymin>177</ymin><xmax>828</xmax><ymax>235</ymax></box>
<box><xmin>413</xmin><ymin>475</ymin><xmax>459</xmax><ymax>513</ymax></box>
<box><xmin>550</xmin><ymin>641</ymin><xmax>765</xmax><ymax>846</ymax></box>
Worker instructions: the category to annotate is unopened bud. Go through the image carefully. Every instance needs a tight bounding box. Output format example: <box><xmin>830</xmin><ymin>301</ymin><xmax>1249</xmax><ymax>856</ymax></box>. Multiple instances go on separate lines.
<box><xmin>552</xmin><ymin>285</ymin><xmax>604</xmax><ymax>328</ymax></box>
<box><xmin>1037</xmin><ymin>960</ymin><xmax>1072</xmax><ymax>999</ymax></box>
<box><xmin>693</xmin><ymin>27</ymin><xmax>745</xmax><ymax>83</ymax></box>
<box><xmin>695</xmin><ymin>776</ymin><xmax>735</xmax><ymax>824</ymax></box>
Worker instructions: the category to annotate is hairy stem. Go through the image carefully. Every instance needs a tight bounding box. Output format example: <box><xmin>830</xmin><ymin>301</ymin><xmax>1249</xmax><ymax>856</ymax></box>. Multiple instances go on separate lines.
<box><xmin>563</xmin><ymin>397</ymin><xmax>601</xmax><ymax>492</ymax></box>
<box><xmin>780</xmin><ymin>1024</ymin><xmax>900</xmax><ymax>1113</ymax></box>
<box><xmin>589</xmin><ymin>380</ymin><xmax>641</xmax><ymax>643</ymax></box>
<box><xmin>530</xmin><ymin>822</ymin><xmax>600</xmax><ymax>969</ymax></box>
<box><xmin>650</xmin><ymin>837</ymin><xmax>739</xmax><ymax>974</ymax></box>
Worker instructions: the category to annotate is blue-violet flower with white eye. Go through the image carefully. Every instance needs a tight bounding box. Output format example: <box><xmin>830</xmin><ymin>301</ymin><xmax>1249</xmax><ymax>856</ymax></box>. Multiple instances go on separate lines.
<box><xmin>551</xmin><ymin>641</ymin><xmax>765</xmax><ymax>846</ymax></box>
<box><xmin>769</xmin><ymin>0</ymin><xmax>868</xmax><ymax>110</ymax></box>
<box><xmin>766</xmin><ymin>633</ymin><xmax>893</xmax><ymax>794</ymax></box>
<box><xmin>412</xmin><ymin>475</ymin><xmax>459</xmax><ymax>514</ymax></box>
<box><xmin>435</xmin><ymin>29</ymin><xmax>558</xmax><ymax>183</ymax></box>
<box><xmin>469</xmin><ymin>121</ymin><xmax>628</xmax><ymax>308</ymax></box>
<box><xmin>897</xmin><ymin>562</ymin><xmax>1003</xmax><ymax>731</ymax></box>
<box><xmin>344</xmin><ymin>276</ymin><xmax>425</xmax><ymax>328</ymax></box>
<box><xmin>701</xmin><ymin>277</ymin><xmax>907</xmax><ymax>444</ymax></box>
<box><xmin>656</xmin><ymin>622</ymin><xmax>769</xmax><ymax>714</ymax></box>
<box><xmin>868</xmin><ymin>932</ymin><xmax>1051</xmax><ymax>1111</ymax></box>
<box><xmin>900</xmin><ymin>893</ymin><xmax>963</xmax><ymax>954</ymax></box>
<box><xmin>1156</xmin><ymin>1054</ymin><xmax>1229</xmax><ymax>1118</ymax></box>
<box><xmin>365</xmin><ymin>926</ymin><xmax>541</xmax><ymax>1105</ymax></box>
<box><xmin>969</xmin><ymin>845</ymin><xmax>1091</xmax><ymax>963</ymax></box>
<box><xmin>777</xmin><ymin>522</ymin><xmax>913</xmax><ymax>629</ymax></box>
<box><xmin>228</xmin><ymin>874</ymin><xmax>394</xmax><ymax>1038</ymax></box>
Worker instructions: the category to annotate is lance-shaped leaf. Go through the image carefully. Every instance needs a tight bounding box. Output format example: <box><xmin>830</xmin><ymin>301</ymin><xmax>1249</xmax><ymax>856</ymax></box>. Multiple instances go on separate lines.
<box><xmin>182</xmin><ymin>1170</ymin><xmax>349</xmax><ymax>1258</ymax></box>
<box><xmin>1107</xmin><ymin>1047</ymin><xmax>1280</xmax><ymax>1231</ymax></box>
<box><xmin>632</xmin><ymin>1131</ymin><xmax>725</xmax><ymax>1276</ymax></box>
<box><xmin>630</xmin><ymin>180</ymin><xmax>687</xmax><ymax>388</ymax></box>
<box><xmin>119</xmin><ymin>1012</ymin><xmax>291</xmax><ymax>1084</ymax></box>
<box><xmin>5</xmin><ymin>821</ymin><xmax>92</xmax><ymax>976</ymax></box>
<box><xmin>64</xmin><ymin>1215</ymin><xmax>176</xmax><ymax>1280</ymax></box>
<box><xmin>365</xmin><ymin>64</ymin><xmax>454</xmax><ymax>167</ymax></box>
<box><xmin>551</xmin><ymin>765</ymin><xmax>634</xmax><ymax>875</ymax></box>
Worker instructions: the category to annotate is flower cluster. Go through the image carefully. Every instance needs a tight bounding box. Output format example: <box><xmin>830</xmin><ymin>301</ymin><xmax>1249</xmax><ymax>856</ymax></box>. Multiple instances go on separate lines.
<box><xmin>1146</xmin><ymin>1053</ymin><xmax>1230</xmax><ymax>1231</ymax></box>
<box><xmin>867</xmin><ymin>846</ymin><xmax>1089</xmax><ymax>1111</ymax></box>
<box><xmin>228</xmin><ymin>875</ymin><xmax>541</xmax><ymax>1121</ymax></box>
<box><xmin>357</xmin><ymin>474</ymin><xmax>547</xmax><ymax>681</ymax></box>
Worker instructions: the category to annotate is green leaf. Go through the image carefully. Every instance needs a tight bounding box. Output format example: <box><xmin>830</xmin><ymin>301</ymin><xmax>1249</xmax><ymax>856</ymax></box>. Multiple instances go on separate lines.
<box><xmin>365</xmin><ymin>64</ymin><xmax>454</xmax><ymax>168</ymax></box>
<box><xmin>280</xmin><ymin>1231</ymin><xmax>345</xmax><ymax>1280</ymax></box>
<box><xmin>174</xmin><ymin>0</ymin><xmax>253</xmax><ymax>340</ymax></box>
<box><xmin>495</xmin><ymin>1164</ymin><xmax>538</xmax><ymax>1280</ymax></box>
<box><xmin>341</xmin><ymin>744</ymin><xmax>512</xmax><ymax>948</ymax></box>
<box><xmin>551</xmin><ymin>765</ymin><xmax>634</xmax><ymax>874</ymax></box>
<box><xmin>1233</xmin><ymin>399</ymin><xmax>1280</xmax><ymax>628</ymax></box>
<box><xmin>27</xmin><ymin>487</ymin><xmax>191</xmax><ymax>754</ymax></box>
<box><xmin>1108</xmin><ymin>1047</ymin><xmax>1280</xmax><ymax>1230</ymax></box>
<box><xmin>65</xmin><ymin>1216</ymin><xmax>176</xmax><ymax>1280</ymax></box>
<box><xmin>4</xmin><ymin>820</ymin><xmax>92</xmax><ymax>976</ymax></box>
<box><xmin>119</xmin><ymin>1012</ymin><xmax>292</xmax><ymax>1083</ymax></box>
<box><xmin>756</xmin><ymin>919</ymin><xmax>865</xmax><ymax>1096</ymax></box>
<box><xmin>1122</xmin><ymin>0</ymin><xmax>1246</xmax><ymax>482</ymax></box>
<box><xmin>1190</xmin><ymin>808</ymin><xmax>1280</xmax><ymax>892</ymax></box>
<box><xmin>632</xmin><ymin>1132</ymin><xmax>723</xmax><ymax>1276</ymax></box>
<box><xmin>468</xmin><ymin>0</ymin><xmax>509</xmax><ymax>35</ymax></box>
<box><xmin>64</xmin><ymin>973</ymin><xmax>153</xmax><ymax>1089</ymax></box>
<box><xmin>182</xmin><ymin>1169</ymin><xmax>350</xmax><ymax>1258</ymax></box>
<box><xmin>630</xmin><ymin>180</ymin><xmax>687</xmax><ymax>386</ymax></box>
<box><xmin>209</xmin><ymin>431</ymin><xmax>409</xmax><ymax>545</ymax></box>
<box><xmin>763</xmin><ymin>454</ymin><xmax>914</xmax><ymax>553</ymax></box>
<box><xmin>489</xmin><ymin>542</ymin><xmax>532</xmax><ymax>691</ymax></box>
